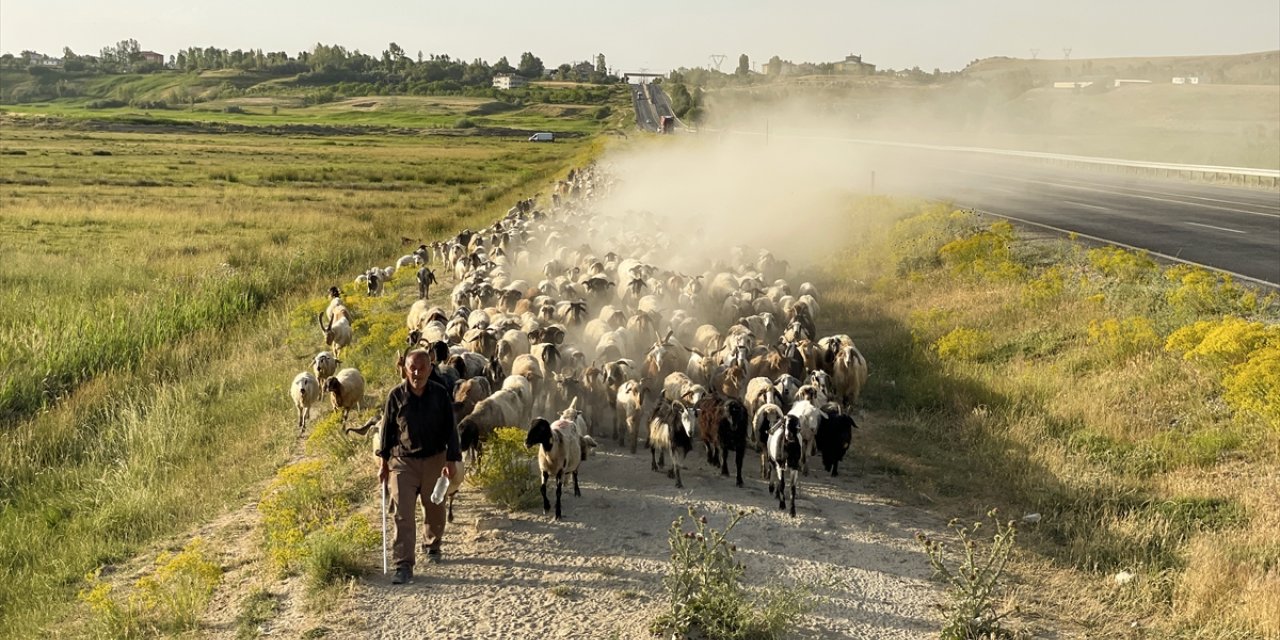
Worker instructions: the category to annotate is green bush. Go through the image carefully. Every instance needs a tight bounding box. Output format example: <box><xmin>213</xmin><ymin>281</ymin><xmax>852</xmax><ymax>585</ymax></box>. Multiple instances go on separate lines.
<box><xmin>650</xmin><ymin>507</ymin><xmax>809</xmax><ymax>640</ymax></box>
<box><xmin>471</xmin><ymin>427</ymin><xmax>539</xmax><ymax>510</ymax></box>
<box><xmin>303</xmin><ymin>518</ymin><xmax>379</xmax><ymax>590</ymax></box>
<box><xmin>454</xmin><ymin>117</ymin><xmax>477</xmax><ymax>129</ymax></box>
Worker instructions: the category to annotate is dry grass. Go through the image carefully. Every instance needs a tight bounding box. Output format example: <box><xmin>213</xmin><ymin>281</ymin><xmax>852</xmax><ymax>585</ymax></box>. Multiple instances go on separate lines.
<box><xmin>812</xmin><ymin>199</ymin><xmax>1279</xmax><ymax>638</ymax></box>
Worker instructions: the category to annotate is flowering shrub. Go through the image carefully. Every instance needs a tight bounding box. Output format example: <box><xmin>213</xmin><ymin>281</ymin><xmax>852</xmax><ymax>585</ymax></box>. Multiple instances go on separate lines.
<box><xmin>1223</xmin><ymin>344</ymin><xmax>1280</xmax><ymax>426</ymax></box>
<box><xmin>933</xmin><ymin>327</ymin><xmax>991</xmax><ymax>362</ymax></box>
<box><xmin>939</xmin><ymin>221</ymin><xmax>1026</xmax><ymax>282</ymax></box>
<box><xmin>1167</xmin><ymin>317</ymin><xmax>1280</xmax><ymax>425</ymax></box>
<box><xmin>79</xmin><ymin>538</ymin><xmax>222</xmax><ymax>636</ymax></box>
<box><xmin>1165</xmin><ymin>265</ymin><xmax>1259</xmax><ymax>316</ymax></box>
<box><xmin>1088</xmin><ymin>316</ymin><xmax>1161</xmax><ymax>360</ymax></box>
<box><xmin>1022</xmin><ymin>266</ymin><xmax>1066</xmax><ymax>308</ymax></box>
<box><xmin>889</xmin><ymin>207</ymin><xmax>982</xmax><ymax>275</ymax></box>
<box><xmin>258</xmin><ymin>460</ymin><xmax>348</xmax><ymax>572</ymax></box>
<box><xmin>1088</xmin><ymin>246</ymin><xmax>1157</xmax><ymax>282</ymax></box>
<box><xmin>916</xmin><ymin>510</ymin><xmax>1019</xmax><ymax>640</ymax></box>
<box><xmin>1166</xmin><ymin>317</ymin><xmax>1275</xmax><ymax>368</ymax></box>
<box><xmin>910</xmin><ymin>308</ymin><xmax>957</xmax><ymax>345</ymax></box>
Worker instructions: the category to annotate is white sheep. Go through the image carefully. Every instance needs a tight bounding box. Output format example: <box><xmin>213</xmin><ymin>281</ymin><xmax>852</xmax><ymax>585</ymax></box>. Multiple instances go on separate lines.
<box><xmin>318</xmin><ymin>313</ymin><xmax>353</xmax><ymax>359</ymax></box>
<box><xmin>615</xmin><ymin>379</ymin><xmax>647</xmax><ymax>453</ymax></box>
<box><xmin>832</xmin><ymin>344</ymin><xmax>869</xmax><ymax>414</ymax></box>
<box><xmin>311</xmin><ymin>351</ymin><xmax>338</xmax><ymax>384</ymax></box>
<box><xmin>787</xmin><ymin>399</ymin><xmax>826</xmax><ymax>475</ymax></box>
<box><xmin>457</xmin><ymin>388</ymin><xmax>524</xmax><ymax>457</ymax></box>
<box><xmin>290</xmin><ymin>371</ymin><xmax>321</xmax><ymax>435</ymax></box>
<box><xmin>325</xmin><ymin>367</ymin><xmax>365</xmax><ymax>425</ymax></box>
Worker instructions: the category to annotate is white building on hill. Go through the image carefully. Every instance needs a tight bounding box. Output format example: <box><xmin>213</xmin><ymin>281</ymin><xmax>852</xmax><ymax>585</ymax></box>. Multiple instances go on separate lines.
<box><xmin>492</xmin><ymin>74</ymin><xmax>528</xmax><ymax>89</ymax></box>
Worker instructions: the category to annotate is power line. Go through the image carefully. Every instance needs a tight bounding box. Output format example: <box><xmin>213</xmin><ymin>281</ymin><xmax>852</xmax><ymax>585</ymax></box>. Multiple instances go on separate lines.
<box><xmin>709</xmin><ymin>54</ymin><xmax>726</xmax><ymax>71</ymax></box>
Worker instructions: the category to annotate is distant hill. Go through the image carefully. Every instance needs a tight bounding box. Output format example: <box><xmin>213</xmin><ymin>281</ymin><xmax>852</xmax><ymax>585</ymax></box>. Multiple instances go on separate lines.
<box><xmin>963</xmin><ymin>50</ymin><xmax>1280</xmax><ymax>85</ymax></box>
<box><xmin>698</xmin><ymin>50</ymin><xmax>1280</xmax><ymax>168</ymax></box>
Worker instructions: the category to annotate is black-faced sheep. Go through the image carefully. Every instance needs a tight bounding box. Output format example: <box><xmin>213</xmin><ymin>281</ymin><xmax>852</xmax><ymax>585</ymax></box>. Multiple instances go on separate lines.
<box><xmin>325</xmin><ymin>367</ymin><xmax>365</xmax><ymax>425</ymax></box>
<box><xmin>815</xmin><ymin>409</ymin><xmax>857</xmax><ymax>477</ymax></box>
<box><xmin>525</xmin><ymin>417</ymin><xmax>596</xmax><ymax>520</ymax></box>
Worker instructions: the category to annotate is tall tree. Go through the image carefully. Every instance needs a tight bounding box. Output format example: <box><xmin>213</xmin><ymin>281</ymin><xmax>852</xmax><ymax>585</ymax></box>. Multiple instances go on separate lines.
<box><xmin>493</xmin><ymin>55</ymin><xmax>514</xmax><ymax>74</ymax></box>
<box><xmin>517</xmin><ymin>51</ymin><xmax>544</xmax><ymax>78</ymax></box>
<box><xmin>736</xmin><ymin>53</ymin><xmax>749</xmax><ymax>75</ymax></box>
<box><xmin>595</xmin><ymin>53</ymin><xmax>606</xmax><ymax>74</ymax></box>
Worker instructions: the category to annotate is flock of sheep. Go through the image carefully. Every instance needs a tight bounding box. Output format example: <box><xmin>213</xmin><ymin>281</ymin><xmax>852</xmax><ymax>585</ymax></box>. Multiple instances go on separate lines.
<box><xmin>290</xmin><ymin>164</ymin><xmax>867</xmax><ymax>520</ymax></box>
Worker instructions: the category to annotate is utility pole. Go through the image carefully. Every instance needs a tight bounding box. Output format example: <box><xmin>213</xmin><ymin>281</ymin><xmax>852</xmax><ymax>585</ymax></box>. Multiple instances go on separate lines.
<box><xmin>1062</xmin><ymin>47</ymin><xmax>1072</xmax><ymax>61</ymax></box>
<box><xmin>1030</xmin><ymin>48</ymin><xmax>1039</xmax><ymax>60</ymax></box>
<box><xmin>709</xmin><ymin>54</ymin><xmax>726</xmax><ymax>71</ymax></box>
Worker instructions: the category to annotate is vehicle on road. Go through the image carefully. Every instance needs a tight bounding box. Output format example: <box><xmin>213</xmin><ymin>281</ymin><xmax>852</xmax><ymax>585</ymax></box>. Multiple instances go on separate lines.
<box><xmin>528</xmin><ymin>132</ymin><xmax>555</xmax><ymax>142</ymax></box>
<box><xmin>658</xmin><ymin>116</ymin><xmax>674</xmax><ymax>134</ymax></box>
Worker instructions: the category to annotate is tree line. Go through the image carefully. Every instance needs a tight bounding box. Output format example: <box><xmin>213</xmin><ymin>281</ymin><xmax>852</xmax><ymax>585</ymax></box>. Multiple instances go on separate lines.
<box><xmin>0</xmin><ymin>40</ymin><xmax>620</xmax><ymax>87</ymax></box>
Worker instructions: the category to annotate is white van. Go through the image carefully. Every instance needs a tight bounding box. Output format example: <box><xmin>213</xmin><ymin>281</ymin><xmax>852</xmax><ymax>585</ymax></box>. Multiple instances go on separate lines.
<box><xmin>528</xmin><ymin>132</ymin><xmax>555</xmax><ymax>142</ymax></box>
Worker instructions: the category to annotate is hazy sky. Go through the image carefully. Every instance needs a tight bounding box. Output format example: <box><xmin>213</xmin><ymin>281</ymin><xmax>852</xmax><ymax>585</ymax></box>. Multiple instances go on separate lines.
<box><xmin>2</xmin><ymin>0</ymin><xmax>1277</xmax><ymax>73</ymax></box>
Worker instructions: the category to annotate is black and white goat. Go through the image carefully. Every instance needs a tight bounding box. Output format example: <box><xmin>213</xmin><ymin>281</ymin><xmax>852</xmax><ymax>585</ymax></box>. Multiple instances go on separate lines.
<box><xmin>649</xmin><ymin>401</ymin><xmax>698</xmax><ymax>488</ymax></box>
<box><xmin>767</xmin><ymin>414</ymin><xmax>804</xmax><ymax>517</ymax></box>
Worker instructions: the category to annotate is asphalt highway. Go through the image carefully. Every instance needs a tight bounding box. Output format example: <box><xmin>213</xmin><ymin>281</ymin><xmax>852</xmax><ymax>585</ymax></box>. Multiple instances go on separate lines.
<box><xmin>866</xmin><ymin>148</ymin><xmax>1280</xmax><ymax>286</ymax></box>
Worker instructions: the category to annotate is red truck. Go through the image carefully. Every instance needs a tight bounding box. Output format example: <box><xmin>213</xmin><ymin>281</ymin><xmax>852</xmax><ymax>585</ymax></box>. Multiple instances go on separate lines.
<box><xmin>658</xmin><ymin>115</ymin><xmax>675</xmax><ymax>134</ymax></box>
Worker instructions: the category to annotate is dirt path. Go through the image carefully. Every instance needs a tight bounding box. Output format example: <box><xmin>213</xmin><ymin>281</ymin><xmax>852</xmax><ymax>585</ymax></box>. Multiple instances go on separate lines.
<box><xmin>207</xmin><ymin>414</ymin><xmax>944</xmax><ymax>639</ymax></box>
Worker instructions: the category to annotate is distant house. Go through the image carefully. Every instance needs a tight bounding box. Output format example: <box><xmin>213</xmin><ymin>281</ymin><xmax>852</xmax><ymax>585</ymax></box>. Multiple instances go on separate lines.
<box><xmin>832</xmin><ymin>54</ymin><xmax>876</xmax><ymax>75</ymax></box>
<box><xmin>139</xmin><ymin>51</ymin><xmax>164</xmax><ymax>65</ymax></box>
<box><xmin>492</xmin><ymin>73</ymin><xmax>528</xmax><ymax>89</ymax></box>
<box><xmin>24</xmin><ymin>52</ymin><xmax>61</xmax><ymax>67</ymax></box>
<box><xmin>1172</xmin><ymin>76</ymin><xmax>1201</xmax><ymax>85</ymax></box>
<box><xmin>762</xmin><ymin>59</ymin><xmax>799</xmax><ymax>76</ymax></box>
<box><xmin>1113</xmin><ymin>78</ymin><xmax>1152</xmax><ymax>87</ymax></box>
<box><xmin>1053</xmin><ymin>81</ymin><xmax>1094</xmax><ymax>89</ymax></box>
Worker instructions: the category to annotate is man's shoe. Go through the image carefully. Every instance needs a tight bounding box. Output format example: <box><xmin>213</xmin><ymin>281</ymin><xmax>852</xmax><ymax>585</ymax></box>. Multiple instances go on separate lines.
<box><xmin>391</xmin><ymin>566</ymin><xmax>412</xmax><ymax>584</ymax></box>
<box><xmin>426</xmin><ymin>549</ymin><xmax>442</xmax><ymax>564</ymax></box>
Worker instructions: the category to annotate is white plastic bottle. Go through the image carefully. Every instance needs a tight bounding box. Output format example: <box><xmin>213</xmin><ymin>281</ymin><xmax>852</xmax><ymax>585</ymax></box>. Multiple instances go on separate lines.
<box><xmin>430</xmin><ymin>473</ymin><xmax>450</xmax><ymax>505</ymax></box>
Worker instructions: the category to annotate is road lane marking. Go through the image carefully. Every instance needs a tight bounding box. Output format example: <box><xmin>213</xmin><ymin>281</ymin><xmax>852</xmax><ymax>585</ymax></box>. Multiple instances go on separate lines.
<box><xmin>1063</xmin><ymin>200</ymin><xmax>1112</xmax><ymax>212</ymax></box>
<box><xmin>1039</xmin><ymin>175</ymin><xmax>1280</xmax><ymax>212</ymax></box>
<box><xmin>947</xmin><ymin>168</ymin><xmax>1280</xmax><ymax>219</ymax></box>
<box><xmin>1186</xmin><ymin>222</ymin><xmax>1246</xmax><ymax>234</ymax></box>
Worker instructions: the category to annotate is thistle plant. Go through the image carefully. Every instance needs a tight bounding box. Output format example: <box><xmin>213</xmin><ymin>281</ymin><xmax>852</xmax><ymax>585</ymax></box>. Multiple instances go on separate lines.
<box><xmin>916</xmin><ymin>509</ymin><xmax>1019</xmax><ymax>640</ymax></box>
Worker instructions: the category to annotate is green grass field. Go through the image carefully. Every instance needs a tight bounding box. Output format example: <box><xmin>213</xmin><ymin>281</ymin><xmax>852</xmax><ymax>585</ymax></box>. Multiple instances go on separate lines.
<box><xmin>0</xmin><ymin>106</ymin><xmax>609</xmax><ymax>636</ymax></box>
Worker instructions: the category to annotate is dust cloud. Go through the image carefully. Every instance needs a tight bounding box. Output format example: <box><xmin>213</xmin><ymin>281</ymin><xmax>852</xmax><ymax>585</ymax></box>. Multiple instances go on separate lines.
<box><xmin>582</xmin><ymin>133</ymin><xmax>890</xmax><ymax>276</ymax></box>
